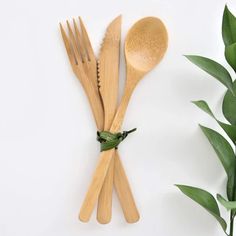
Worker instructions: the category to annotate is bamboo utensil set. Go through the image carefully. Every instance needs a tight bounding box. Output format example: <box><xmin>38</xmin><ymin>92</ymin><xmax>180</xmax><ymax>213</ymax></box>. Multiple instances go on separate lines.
<box><xmin>60</xmin><ymin>15</ymin><xmax>168</xmax><ymax>224</ymax></box>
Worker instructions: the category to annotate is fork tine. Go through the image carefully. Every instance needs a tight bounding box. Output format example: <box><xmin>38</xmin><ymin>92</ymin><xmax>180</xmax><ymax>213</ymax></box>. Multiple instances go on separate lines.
<box><xmin>66</xmin><ymin>20</ymin><xmax>83</xmax><ymax>65</ymax></box>
<box><xmin>73</xmin><ymin>18</ymin><xmax>87</xmax><ymax>62</ymax></box>
<box><xmin>79</xmin><ymin>17</ymin><xmax>96</xmax><ymax>62</ymax></box>
<box><xmin>60</xmin><ymin>23</ymin><xmax>77</xmax><ymax>67</ymax></box>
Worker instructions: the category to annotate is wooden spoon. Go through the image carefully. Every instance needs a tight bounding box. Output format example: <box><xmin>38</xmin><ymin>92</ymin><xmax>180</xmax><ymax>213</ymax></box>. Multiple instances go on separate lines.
<box><xmin>79</xmin><ymin>17</ymin><xmax>168</xmax><ymax>222</ymax></box>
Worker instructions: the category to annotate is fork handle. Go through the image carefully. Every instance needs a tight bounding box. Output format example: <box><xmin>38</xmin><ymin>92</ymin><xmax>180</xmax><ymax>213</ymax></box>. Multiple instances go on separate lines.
<box><xmin>79</xmin><ymin>149</ymin><xmax>114</xmax><ymax>222</ymax></box>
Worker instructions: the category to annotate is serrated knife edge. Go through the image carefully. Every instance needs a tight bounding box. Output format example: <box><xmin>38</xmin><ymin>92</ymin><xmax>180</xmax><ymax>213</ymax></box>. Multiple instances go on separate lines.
<box><xmin>97</xmin><ymin>15</ymin><xmax>121</xmax><ymax>130</ymax></box>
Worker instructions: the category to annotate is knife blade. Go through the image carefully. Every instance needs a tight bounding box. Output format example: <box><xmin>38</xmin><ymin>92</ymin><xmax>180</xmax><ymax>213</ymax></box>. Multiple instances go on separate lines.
<box><xmin>97</xmin><ymin>16</ymin><xmax>121</xmax><ymax>129</ymax></box>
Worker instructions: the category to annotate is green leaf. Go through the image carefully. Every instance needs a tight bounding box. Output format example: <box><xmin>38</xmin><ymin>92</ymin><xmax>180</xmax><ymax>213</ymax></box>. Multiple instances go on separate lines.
<box><xmin>97</xmin><ymin>131</ymin><xmax>121</xmax><ymax>151</ymax></box>
<box><xmin>97</xmin><ymin>129</ymin><xmax>137</xmax><ymax>151</ymax></box>
<box><xmin>222</xmin><ymin>5</ymin><xmax>236</xmax><ymax>46</ymax></box>
<box><xmin>225</xmin><ymin>42</ymin><xmax>236</xmax><ymax>71</ymax></box>
<box><xmin>192</xmin><ymin>100</ymin><xmax>214</xmax><ymax>117</ymax></box>
<box><xmin>200</xmin><ymin>125</ymin><xmax>236</xmax><ymax>200</ymax></box>
<box><xmin>185</xmin><ymin>55</ymin><xmax>234</xmax><ymax>94</ymax></box>
<box><xmin>200</xmin><ymin>125</ymin><xmax>236</xmax><ymax>199</ymax></box>
<box><xmin>218</xmin><ymin>121</ymin><xmax>236</xmax><ymax>144</ymax></box>
<box><xmin>227</xmin><ymin>173</ymin><xmax>235</xmax><ymax>201</ymax></box>
<box><xmin>198</xmin><ymin>123</ymin><xmax>235</xmax><ymax>200</ymax></box>
<box><xmin>223</xmin><ymin>81</ymin><xmax>236</xmax><ymax>125</ymax></box>
<box><xmin>200</xmin><ymin>125</ymin><xmax>235</xmax><ymax>175</ymax></box>
<box><xmin>193</xmin><ymin>100</ymin><xmax>236</xmax><ymax>143</ymax></box>
<box><xmin>176</xmin><ymin>185</ymin><xmax>227</xmax><ymax>231</ymax></box>
<box><xmin>217</xmin><ymin>194</ymin><xmax>236</xmax><ymax>210</ymax></box>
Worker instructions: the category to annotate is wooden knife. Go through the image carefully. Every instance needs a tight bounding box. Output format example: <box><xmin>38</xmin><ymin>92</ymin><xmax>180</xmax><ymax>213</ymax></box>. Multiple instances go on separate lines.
<box><xmin>97</xmin><ymin>15</ymin><xmax>139</xmax><ymax>224</ymax></box>
<box><xmin>96</xmin><ymin>15</ymin><xmax>121</xmax><ymax>223</ymax></box>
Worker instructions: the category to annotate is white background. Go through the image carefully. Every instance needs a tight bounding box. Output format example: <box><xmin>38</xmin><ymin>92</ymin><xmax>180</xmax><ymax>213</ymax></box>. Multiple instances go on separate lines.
<box><xmin>0</xmin><ymin>0</ymin><xmax>235</xmax><ymax>235</ymax></box>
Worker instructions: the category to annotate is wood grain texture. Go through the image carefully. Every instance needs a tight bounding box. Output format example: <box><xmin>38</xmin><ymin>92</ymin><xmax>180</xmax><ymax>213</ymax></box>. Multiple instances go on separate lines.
<box><xmin>97</xmin><ymin>157</ymin><xmax>115</xmax><ymax>223</ymax></box>
<box><xmin>61</xmin><ymin>17</ymin><xmax>140</xmax><ymax>223</ymax></box>
<box><xmin>79</xmin><ymin>17</ymin><xmax>168</xmax><ymax>222</ymax></box>
<box><xmin>60</xmin><ymin>20</ymin><xmax>103</xmax><ymax>131</ymax></box>
<box><xmin>97</xmin><ymin>15</ymin><xmax>121</xmax><ymax>224</ymax></box>
<box><xmin>79</xmin><ymin>149</ymin><xmax>115</xmax><ymax>222</ymax></box>
<box><xmin>114</xmin><ymin>152</ymin><xmax>139</xmax><ymax>223</ymax></box>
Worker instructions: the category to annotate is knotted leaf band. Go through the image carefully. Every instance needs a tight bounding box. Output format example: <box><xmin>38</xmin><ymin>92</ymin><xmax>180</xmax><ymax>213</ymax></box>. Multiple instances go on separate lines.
<box><xmin>97</xmin><ymin>128</ymin><xmax>137</xmax><ymax>151</ymax></box>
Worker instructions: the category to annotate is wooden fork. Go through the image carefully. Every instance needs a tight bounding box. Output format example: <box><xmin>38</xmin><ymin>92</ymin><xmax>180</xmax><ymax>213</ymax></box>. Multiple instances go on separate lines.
<box><xmin>60</xmin><ymin>19</ymin><xmax>103</xmax><ymax>131</ymax></box>
<box><xmin>60</xmin><ymin>17</ymin><xmax>139</xmax><ymax>223</ymax></box>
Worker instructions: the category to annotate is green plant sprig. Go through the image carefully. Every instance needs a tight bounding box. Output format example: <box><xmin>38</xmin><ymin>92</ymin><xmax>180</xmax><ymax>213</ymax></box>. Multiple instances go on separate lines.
<box><xmin>176</xmin><ymin>5</ymin><xmax>236</xmax><ymax>236</ymax></box>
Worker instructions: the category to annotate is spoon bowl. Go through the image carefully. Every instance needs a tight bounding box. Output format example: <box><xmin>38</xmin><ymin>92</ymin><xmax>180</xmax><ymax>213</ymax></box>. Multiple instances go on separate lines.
<box><xmin>125</xmin><ymin>17</ymin><xmax>168</xmax><ymax>74</ymax></box>
<box><xmin>110</xmin><ymin>16</ymin><xmax>168</xmax><ymax>132</ymax></box>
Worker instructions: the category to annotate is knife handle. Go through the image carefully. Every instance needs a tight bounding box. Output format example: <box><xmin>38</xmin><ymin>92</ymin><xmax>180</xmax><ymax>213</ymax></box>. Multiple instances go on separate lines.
<box><xmin>79</xmin><ymin>149</ymin><xmax>114</xmax><ymax>222</ymax></box>
<box><xmin>114</xmin><ymin>151</ymin><xmax>140</xmax><ymax>223</ymax></box>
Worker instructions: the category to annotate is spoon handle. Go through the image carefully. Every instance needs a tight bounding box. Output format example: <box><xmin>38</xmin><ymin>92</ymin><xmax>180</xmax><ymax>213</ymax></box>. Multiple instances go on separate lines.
<box><xmin>97</xmin><ymin>151</ymin><xmax>139</xmax><ymax>224</ymax></box>
<box><xmin>110</xmin><ymin>86</ymin><xmax>135</xmax><ymax>132</ymax></box>
<box><xmin>114</xmin><ymin>151</ymin><xmax>140</xmax><ymax>223</ymax></box>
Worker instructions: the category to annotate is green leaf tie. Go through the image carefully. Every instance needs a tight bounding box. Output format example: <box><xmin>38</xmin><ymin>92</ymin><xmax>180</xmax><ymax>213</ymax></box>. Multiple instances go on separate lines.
<box><xmin>97</xmin><ymin>128</ymin><xmax>137</xmax><ymax>151</ymax></box>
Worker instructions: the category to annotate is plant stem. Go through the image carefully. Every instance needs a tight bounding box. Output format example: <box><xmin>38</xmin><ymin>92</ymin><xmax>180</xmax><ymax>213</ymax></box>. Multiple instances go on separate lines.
<box><xmin>230</xmin><ymin>145</ymin><xmax>236</xmax><ymax>236</ymax></box>
<box><xmin>230</xmin><ymin>211</ymin><xmax>234</xmax><ymax>236</ymax></box>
